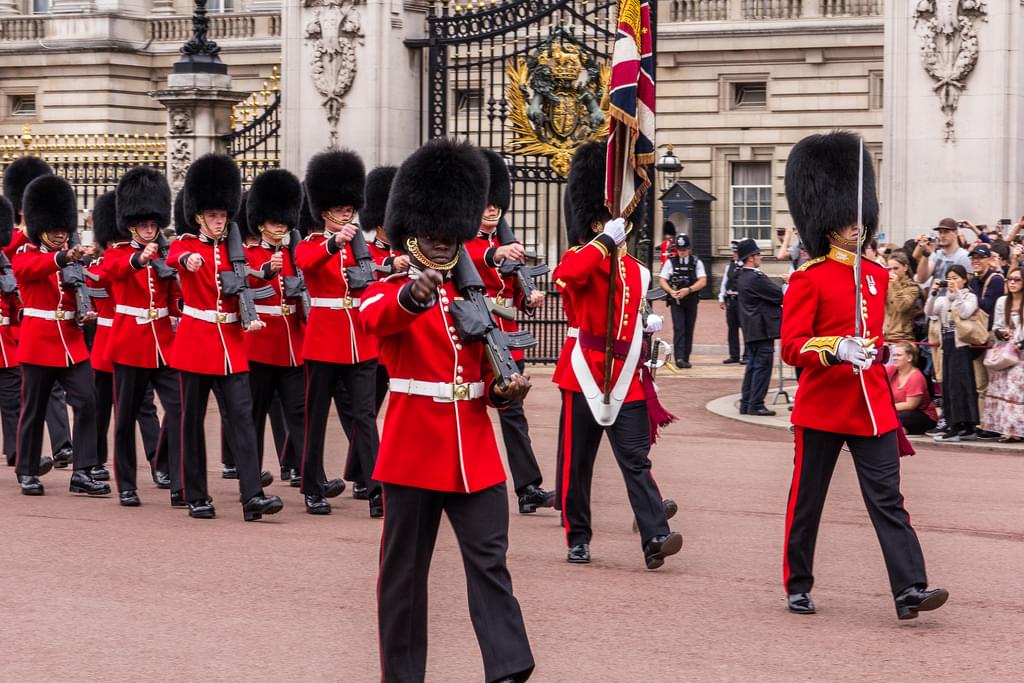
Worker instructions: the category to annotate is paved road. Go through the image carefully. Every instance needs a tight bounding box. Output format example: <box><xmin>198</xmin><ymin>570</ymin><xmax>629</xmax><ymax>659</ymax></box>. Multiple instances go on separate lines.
<box><xmin>2</xmin><ymin>303</ymin><xmax>1022</xmax><ymax>681</ymax></box>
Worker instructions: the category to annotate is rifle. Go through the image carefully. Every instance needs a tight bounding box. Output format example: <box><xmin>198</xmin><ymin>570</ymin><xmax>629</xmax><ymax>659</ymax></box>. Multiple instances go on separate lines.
<box><xmin>150</xmin><ymin>231</ymin><xmax>178</xmax><ymax>281</ymax></box>
<box><xmin>0</xmin><ymin>251</ymin><xmax>19</xmax><ymax>298</ymax></box>
<box><xmin>448</xmin><ymin>245</ymin><xmax>537</xmax><ymax>389</ymax></box>
<box><xmin>344</xmin><ymin>228</ymin><xmax>378</xmax><ymax>292</ymax></box>
<box><xmin>60</xmin><ymin>231</ymin><xmax>94</xmax><ymax>324</ymax></box>
<box><xmin>494</xmin><ymin>217</ymin><xmax>549</xmax><ymax>306</ymax></box>
<box><xmin>282</xmin><ymin>228</ymin><xmax>312</xmax><ymax>322</ymax></box>
<box><xmin>642</xmin><ymin>288</ymin><xmax>676</xmax><ymax>378</ymax></box>
<box><xmin>219</xmin><ymin>221</ymin><xmax>260</xmax><ymax>329</ymax></box>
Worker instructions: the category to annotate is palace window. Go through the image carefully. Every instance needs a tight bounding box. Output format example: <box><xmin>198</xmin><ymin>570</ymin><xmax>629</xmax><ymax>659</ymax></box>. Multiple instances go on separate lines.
<box><xmin>731</xmin><ymin>162</ymin><xmax>772</xmax><ymax>242</ymax></box>
<box><xmin>731</xmin><ymin>82</ymin><xmax>767</xmax><ymax>110</ymax></box>
<box><xmin>207</xmin><ymin>0</ymin><xmax>235</xmax><ymax>12</ymax></box>
<box><xmin>10</xmin><ymin>95</ymin><xmax>37</xmax><ymax>117</ymax></box>
<box><xmin>453</xmin><ymin>87</ymin><xmax>484</xmax><ymax>114</ymax></box>
<box><xmin>31</xmin><ymin>0</ymin><xmax>50</xmax><ymax>14</ymax></box>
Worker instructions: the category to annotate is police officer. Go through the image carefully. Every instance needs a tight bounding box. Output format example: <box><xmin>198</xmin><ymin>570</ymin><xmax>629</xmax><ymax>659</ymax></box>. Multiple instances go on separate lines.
<box><xmin>717</xmin><ymin>239</ymin><xmax>745</xmax><ymax>364</ymax></box>
<box><xmin>658</xmin><ymin>233</ymin><xmax>706</xmax><ymax>368</ymax></box>
<box><xmin>736</xmin><ymin>238</ymin><xmax>782</xmax><ymax>417</ymax></box>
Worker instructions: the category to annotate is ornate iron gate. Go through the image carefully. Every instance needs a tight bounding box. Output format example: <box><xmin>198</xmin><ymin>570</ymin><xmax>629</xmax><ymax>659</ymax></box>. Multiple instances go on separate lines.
<box><xmin>416</xmin><ymin>0</ymin><xmax>619</xmax><ymax>362</ymax></box>
<box><xmin>222</xmin><ymin>67</ymin><xmax>281</xmax><ymax>187</ymax></box>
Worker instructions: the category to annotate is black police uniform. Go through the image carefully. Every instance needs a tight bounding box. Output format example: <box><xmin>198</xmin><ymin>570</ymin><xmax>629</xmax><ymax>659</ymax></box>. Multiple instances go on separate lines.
<box><xmin>721</xmin><ymin>258</ymin><xmax>745</xmax><ymax>362</ymax></box>
<box><xmin>664</xmin><ymin>253</ymin><xmax>703</xmax><ymax>364</ymax></box>
<box><xmin>737</xmin><ymin>266</ymin><xmax>783</xmax><ymax>414</ymax></box>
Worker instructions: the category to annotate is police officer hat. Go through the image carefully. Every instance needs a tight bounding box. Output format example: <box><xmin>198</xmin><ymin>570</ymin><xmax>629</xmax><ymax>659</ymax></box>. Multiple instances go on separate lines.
<box><xmin>784</xmin><ymin>130</ymin><xmax>878</xmax><ymax>259</ymax></box>
<box><xmin>385</xmin><ymin>138</ymin><xmax>488</xmax><ymax>248</ymax></box>
<box><xmin>23</xmin><ymin>174</ymin><xmax>78</xmax><ymax>245</ymax></box>
<box><xmin>92</xmin><ymin>190</ymin><xmax>118</xmax><ymax>248</ymax></box>
<box><xmin>566</xmin><ymin>140</ymin><xmax>611</xmax><ymax>246</ymax></box>
<box><xmin>3</xmin><ymin>156</ymin><xmax>53</xmax><ymax>222</ymax></box>
<box><xmin>481</xmin><ymin>149</ymin><xmax>511</xmax><ymax>213</ymax></box>
<box><xmin>359</xmin><ymin>166</ymin><xmax>398</xmax><ymax>234</ymax></box>
<box><xmin>736</xmin><ymin>238</ymin><xmax>760</xmax><ymax>263</ymax></box>
<box><xmin>305</xmin><ymin>149</ymin><xmax>366</xmax><ymax>228</ymax></box>
<box><xmin>247</xmin><ymin>169</ymin><xmax>302</xmax><ymax>238</ymax></box>
<box><xmin>730</xmin><ymin>239</ymin><xmax>740</xmax><ymax>251</ymax></box>
<box><xmin>181</xmin><ymin>153</ymin><xmax>242</xmax><ymax>235</ymax></box>
<box><xmin>115</xmin><ymin>167</ymin><xmax>171</xmax><ymax>242</ymax></box>
<box><xmin>0</xmin><ymin>195</ymin><xmax>14</xmax><ymax>249</ymax></box>
<box><xmin>675</xmin><ymin>234</ymin><xmax>691</xmax><ymax>250</ymax></box>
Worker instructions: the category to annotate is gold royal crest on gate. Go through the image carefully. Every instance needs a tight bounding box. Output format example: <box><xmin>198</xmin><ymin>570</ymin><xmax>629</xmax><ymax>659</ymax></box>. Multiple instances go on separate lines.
<box><xmin>506</xmin><ymin>27</ymin><xmax>610</xmax><ymax>177</ymax></box>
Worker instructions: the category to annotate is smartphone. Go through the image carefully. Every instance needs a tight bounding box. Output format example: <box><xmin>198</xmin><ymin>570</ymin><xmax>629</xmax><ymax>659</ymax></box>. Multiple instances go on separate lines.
<box><xmin>937</xmin><ymin>280</ymin><xmax>947</xmax><ymax>287</ymax></box>
<box><xmin>1000</xmin><ymin>218</ymin><xmax>1012</xmax><ymax>225</ymax></box>
<box><xmin>775</xmin><ymin>227</ymin><xmax>786</xmax><ymax>237</ymax></box>
<box><xmin>927</xmin><ymin>236</ymin><xmax>937</xmax><ymax>243</ymax></box>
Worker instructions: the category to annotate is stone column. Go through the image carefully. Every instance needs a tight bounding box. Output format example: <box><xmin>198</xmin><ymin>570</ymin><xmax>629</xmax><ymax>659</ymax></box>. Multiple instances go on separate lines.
<box><xmin>883</xmin><ymin>0</ymin><xmax>1024</xmax><ymax>244</ymax></box>
<box><xmin>281</xmin><ymin>0</ymin><xmax>426</xmax><ymax>173</ymax></box>
<box><xmin>0</xmin><ymin>1</ymin><xmax>20</xmax><ymax>16</ymax></box>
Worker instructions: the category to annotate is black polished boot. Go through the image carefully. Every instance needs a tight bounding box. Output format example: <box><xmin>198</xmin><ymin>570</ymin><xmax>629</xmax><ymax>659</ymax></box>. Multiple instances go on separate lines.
<box><xmin>38</xmin><ymin>455</ymin><xmax>54</xmax><ymax>476</ymax></box>
<box><xmin>787</xmin><ymin>592</ymin><xmax>816</xmax><ymax>615</ymax></box>
<box><xmin>119</xmin><ymin>490</ymin><xmax>141</xmax><ymax>507</ymax></box>
<box><xmin>188</xmin><ymin>498</ymin><xmax>216</xmax><ymax>519</ymax></box>
<box><xmin>18</xmin><ymin>475</ymin><xmax>44</xmax><ymax>496</ymax></box>
<box><xmin>634</xmin><ymin>497</ymin><xmax>679</xmax><ymax>533</ymax></box>
<box><xmin>221</xmin><ymin>465</ymin><xmax>238</xmax><ymax>479</ymax></box>
<box><xmin>281</xmin><ymin>467</ymin><xmax>301</xmax><ymax>488</ymax></box>
<box><xmin>369</xmin><ymin>493</ymin><xmax>384</xmax><ymax>519</ymax></box>
<box><xmin>304</xmin><ymin>494</ymin><xmax>332</xmax><ymax>515</ymax></box>
<box><xmin>260</xmin><ymin>470</ymin><xmax>273</xmax><ymax>487</ymax></box>
<box><xmin>895</xmin><ymin>585</ymin><xmax>949</xmax><ymax>620</ymax></box>
<box><xmin>352</xmin><ymin>482</ymin><xmax>368</xmax><ymax>500</ymax></box>
<box><xmin>323</xmin><ymin>478</ymin><xmax>346</xmax><ymax>498</ymax></box>
<box><xmin>643</xmin><ymin>532</ymin><xmax>683</xmax><ymax>570</ymax></box>
<box><xmin>517</xmin><ymin>485</ymin><xmax>555</xmax><ymax>514</ymax></box>
<box><xmin>567</xmin><ymin>543</ymin><xmax>591</xmax><ymax>564</ymax></box>
<box><xmin>151</xmin><ymin>466</ymin><xmax>171</xmax><ymax>489</ymax></box>
<box><xmin>169</xmin><ymin>490</ymin><xmax>187</xmax><ymax>508</ymax></box>
<box><xmin>52</xmin><ymin>447</ymin><xmax>73</xmax><ymax>469</ymax></box>
<box><xmin>69</xmin><ymin>470</ymin><xmax>111</xmax><ymax>496</ymax></box>
<box><xmin>89</xmin><ymin>465</ymin><xmax>110</xmax><ymax>481</ymax></box>
<box><xmin>242</xmin><ymin>494</ymin><xmax>284</xmax><ymax>522</ymax></box>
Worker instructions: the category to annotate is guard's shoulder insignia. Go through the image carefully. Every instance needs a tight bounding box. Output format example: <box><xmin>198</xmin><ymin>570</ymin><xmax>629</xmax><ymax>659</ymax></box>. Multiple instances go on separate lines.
<box><xmin>798</xmin><ymin>256</ymin><xmax>826</xmax><ymax>272</ymax></box>
<box><xmin>16</xmin><ymin>243</ymin><xmax>34</xmax><ymax>254</ymax></box>
<box><xmin>304</xmin><ymin>232</ymin><xmax>323</xmax><ymax>242</ymax></box>
<box><xmin>381</xmin><ymin>271</ymin><xmax>407</xmax><ymax>283</ymax></box>
<box><xmin>179</xmin><ymin>234</ymin><xmax>197</xmax><ymax>241</ymax></box>
<box><xmin>567</xmin><ymin>246</ymin><xmax>583</xmax><ymax>253</ymax></box>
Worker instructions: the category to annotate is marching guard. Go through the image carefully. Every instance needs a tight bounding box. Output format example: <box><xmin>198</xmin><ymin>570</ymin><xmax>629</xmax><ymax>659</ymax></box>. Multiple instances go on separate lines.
<box><xmin>362</xmin><ymin>138</ymin><xmax>534</xmax><ymax>683</ymax></box>
<box><xmin>780</xmin><ymin>130</ymin><xmax>947</xmax><ymax>619</ymax></box>
<box><xmin>167</xmin><ymin>153</ymin><xmax>283</xmax><ymax>521</ymax></box>
<box><xmin>552</xmin><ymin>141</ymin><xmax>681</xmax><ymax>569</ymax></box>
<box><xmin>0</xmin><ymin>196</ymin><xmax>22</xmax><ymax>466</ymax></box>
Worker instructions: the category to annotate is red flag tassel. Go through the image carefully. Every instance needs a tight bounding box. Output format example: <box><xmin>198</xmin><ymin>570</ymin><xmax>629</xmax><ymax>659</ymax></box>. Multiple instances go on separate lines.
<box><xmin>640</xmin><ymin>364</ymin><xmax>676</xmax><ymax>444</ymax></box>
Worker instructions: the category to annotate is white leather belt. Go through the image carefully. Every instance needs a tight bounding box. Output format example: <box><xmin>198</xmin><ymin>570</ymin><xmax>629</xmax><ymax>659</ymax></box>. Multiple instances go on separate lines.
<box><xmin>488</xmin><ymin>296</ymin><xmax>512</xmax><ymax>308</ymax></box>
<box><xmin>310</xmin><ymin>296</ymin><xmax>360</xmax><ymax>310</ymax></box>
<box><xmin>389</xmin><ymin>378</ymin><xmax>486</xmax><ymax>403</ymax></box>
<box><xmin>567</xmin><ymin>327</ymin><xmax>579</xmax><ymax>338</ymax></box>
<box><xmin>255</xmin><ymin>304</ymin><xmax>296</xmax><ymax>316</ymax></box>
<box><xmin>0</xmin><ymin>316</ymin><xmax>10</xmax><ymax>326</ymax></box>
<box><xmin>97</xmin><ymin>317</ymin><xmax>113</xmax><ymax>328</ymax></box>
<box><xmin>116</xmin><ymin>304</ymin><xmax>170</xmax><ymax>324</ymax></box>
<box><xmin>182</xmin><ymin>305</ymin><xmax>238</xmax><ymax>324</ymax></box>
<box><xmin>23</xmin><ymin>308</ymin><xmax>75</xmax><ymax>321</ymax></box>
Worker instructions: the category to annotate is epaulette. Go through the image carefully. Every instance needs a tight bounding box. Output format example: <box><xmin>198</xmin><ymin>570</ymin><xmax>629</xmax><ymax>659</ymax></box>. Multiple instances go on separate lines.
<box><xmin>380</xmin><ymin>271</ymin><xmax>407</xmax><ymax>283</ymax></box>
<box><xmin>304</xmin><ymin>232</ymin><xmax>324</xmax><ymax>242</ymax></box>
<box><xmin>798</xmin><ymin>256</ymin><xmax>826</xmax><ymax>272</ymax></box>
<box><xmin>178</xmin><ymin>234</ymin><xmax>197</xmax><ymax>241</ymax></box>
<box><xmin>15</xmin><ymin>243</ymin><xmax>35</xmax><ymax>254</ymax></box>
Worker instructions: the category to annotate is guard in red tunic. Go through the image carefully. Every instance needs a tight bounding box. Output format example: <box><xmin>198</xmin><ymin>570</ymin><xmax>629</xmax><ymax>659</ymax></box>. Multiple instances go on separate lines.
<box><xmin>553</xmin><ymin>141</ymin><xmax>681</xmax><ymax>570</ymax></box>
<box><xmin>464</xmin><ymin>149</ymin><xmax>554</xmax><ymax>515</ymax></box>
<box><xmin>363</xmin><ymin>138</ymin><xmax>534</xmax><ymax>683</ymax></box>
<box><xmin>242</xmin><ymin>168</ymin><xmax>306</xmax><ymax>487</ymax></box>
<box><xmin>11</xmin><ymin>174</ymin><xmax>109</xmax><ymax>497</ymax></box>
<box><xmin>0</xmin><ymin>196</ymin><xmax>22</xmax><ymax>467</ymax></box>
<box><xmin>780</xmin><ymin>130</ymin><xmax>947</xmax><ymax>619</ymax></box>
<box><xmin>297</xmin><ymin>150</ymin><xmax>381</xmax><ymax>517</ymax></box>
<box><xmin>167</xmin><ymin>154</ymin><xmax>283</xmax><ymax>521</ymax></box>
<box><xmin>105</xmin><ymin>168</ymin><xmax>182</xmax><ymax>507</ymax></box>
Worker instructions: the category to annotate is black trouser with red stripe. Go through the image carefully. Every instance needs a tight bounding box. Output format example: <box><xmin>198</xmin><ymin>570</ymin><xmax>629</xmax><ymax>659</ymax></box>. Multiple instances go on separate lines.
<box><xmin>138</xmin><ymin>384</ymin><xmax>165</xmax><ymax>474</ymax></box>
<box><xmin>337</xmin><ymin>362</ymin><xmax>390</xmax><ymax>483</ymax></box>
<box><xmin>378</xmin><ymin>482</ymin><xmax>534</xmax><ymax>683</ymax></box>
<box><xmin>301</xmin><ymin>359</ymin><xmax>380</xmax><ymax>499</ymax></box>
<box><xmin>16</xmin><ymin>361</ymin><xmax>99</xmax><ymax>477</ymax></box>
<box><xmin>45</xmin><ymin>382</ymin><xmax>72</xmax><ymax>456</ymax></box>
<box><xmin>1</xmin><ymin>367</ymin><xmax>20</xmax><ymax>465</ymax></box>
<box><xmin>784</xmin><ymin>427</ymin><xmax>928</xmax><ymax>597</ymax></box>
<box><xmin>113</xmin><ymin>363</ymin><xmax>182</xmax><ymax>494</ymax></box>
<box><xmin>94</xmin><ymin>370</ymin><xmax>113</xmax><ymax>466</ymax></box>
<box><xmin>179</xmin><ymin>371</ymin><xmax>263</xmax><ymax>504</ymax></box>
<box><xmin>269</xmin><ymin>395</ymin><xmax>293</xmax><ymax>469</ymax></box>
<box><xmin>560</xmin><ymin>392</ymin><xmax>669</xmax><ymax>548</ymax></box>
<box><xmin>248</xmin><ymin>361</ymin><xmax>304</xmax><ymax>473</ymax></box>
<box><xmin>497</xmin><ymin>359</ymin><xmax>543</xmax><ymax>495</ymax></box>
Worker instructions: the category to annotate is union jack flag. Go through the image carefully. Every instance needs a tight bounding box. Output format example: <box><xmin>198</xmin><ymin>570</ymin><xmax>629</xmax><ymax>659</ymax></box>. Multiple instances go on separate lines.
<box><xmin>605</xmin><ymin>0</ymin><xmax>655</xmax><ymax>219</ymax></box>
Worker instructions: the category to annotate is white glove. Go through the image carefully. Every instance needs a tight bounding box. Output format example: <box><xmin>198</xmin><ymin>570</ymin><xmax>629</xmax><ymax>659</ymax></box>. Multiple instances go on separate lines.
<box><xmin>837</xmin><ymin>337</ymin><xmax>878</xmax><ymax>370</ymax></box>
<box><xmin>601</xmin><ymin>217</ymin><xmax>627</xmax><ymax>246</ymax></box>
<box><xmin>644</xmin><ymin>314</ymin><xmax>663</xmax><ymax>334</ymax></box>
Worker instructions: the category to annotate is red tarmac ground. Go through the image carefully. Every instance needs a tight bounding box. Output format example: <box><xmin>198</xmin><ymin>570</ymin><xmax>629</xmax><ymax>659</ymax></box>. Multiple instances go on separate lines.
<box><xmin>2</xmin><ymin>303</ymin><xmax>1023</xmax><ymax>681</ymax></box>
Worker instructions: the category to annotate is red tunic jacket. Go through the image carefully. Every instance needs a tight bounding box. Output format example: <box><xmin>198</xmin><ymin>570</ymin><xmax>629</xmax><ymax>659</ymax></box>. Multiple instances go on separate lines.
<box><xmin>464</xmin><ymin>230</ymin><xmax>527</xmax><ymax>362</ymax></box>
<box><xmin>552</xmin><ymin>235</ymin><xmax>646</xmax><ymax>402</ymax></box>
<box><xmin>367</xmin><ymin>236</ymin><xmax>396</xmax><ymax>275</ymax></box>
<box><xmin>550</xmin><ymin>247</ymin><xmax>581</xmax><ymax>387</ymax></box>
<box><xmin>11</xmin><ymin>243</ymin><xmax>89</xmax><ymax>367</ymax></box>
<box><xmin>168</xmin><ymin>234</ymin><xmax>249</xmax><ymax>375</ymax></box>
<box><xmin>103</xmin><ymin>242</ymin><xmax>178</xmax><ymax>369</ymax></box>
<box><xmin>360</xmin><ymin>272</ymin><xmax>505</xmax><ymax>493</ymax></box>
<box><xmin>0</xmin><ymin>292</ymin><xmax>20</xmax><ymax>368</ymax></box>
<box><xmin>782</xmin><ymin>246</ymin><xmax>898</xmax><ymax>437</ymax></box>
<box><xmin>87</xmin><ymin>258</ymin><xmax>115</xmax><ymax>373</ymax></box>
<box><xmin>295</xmin><ymin>232</ymin><xmax>377</xmax><ymax>364</ymax></box>
<box><xmin>2</xmin><ymin>229</ymin><xmax>28</xmax><ymax>259</ymax></box>
<box><xmin>244</xmin><ymin>241</ymin><xmax>304</xmax><ymax>367</ymax></box>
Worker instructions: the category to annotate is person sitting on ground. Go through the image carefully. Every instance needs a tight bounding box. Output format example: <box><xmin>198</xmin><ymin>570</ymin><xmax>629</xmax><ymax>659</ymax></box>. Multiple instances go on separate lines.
<box><xmin>884</xmin><ymin>252</ymin><xmax>921</xmax><ymax>343</ymax></box>
<box><xmin>981</xmin><ymin>268</ymin><xmax>1024</xmax><ymax>443</ymax></box>
<box><xmin>886</xmin><ymin>341</ymin><xmax>938</xmax><ymax>435</ymax></box>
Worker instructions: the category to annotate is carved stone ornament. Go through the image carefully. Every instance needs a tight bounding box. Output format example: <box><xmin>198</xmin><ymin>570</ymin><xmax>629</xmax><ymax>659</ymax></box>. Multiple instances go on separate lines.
<box><xmin>305</xmin><ymin>0</ymin><xmax>364</xmax><ymax>147</ymax></box>
<box><xmin>169</xmin><ymin>109</ymin><xmax>194</xmax><ymax>135</ymax></box>
<box><xmin>506</xmin><ymin>27</ymin><xmax>610</xmax><ymax>177</ymax></box>
<box><xmin>169</xmin><ymin>139</ymin><xmax>192</xmax><ymax>192</ymax></box>
<box><xmin>913</xmin><ymin>1</ymin><xmax>989</xmax><ymax>142</ymax></box>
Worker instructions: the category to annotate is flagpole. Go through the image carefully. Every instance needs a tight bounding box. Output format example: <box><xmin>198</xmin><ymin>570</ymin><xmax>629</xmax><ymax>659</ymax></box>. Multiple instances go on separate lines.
<box><xmin>603</xmin><ymin>133</ymin><xmax>627</xmax><ymax>405</ymax></box>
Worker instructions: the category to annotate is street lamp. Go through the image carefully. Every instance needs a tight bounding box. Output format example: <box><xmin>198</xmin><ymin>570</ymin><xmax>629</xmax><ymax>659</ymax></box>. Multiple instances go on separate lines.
<box><xmin>655</xmin><ymin>144</ymin><xmax>683</xmax><ymax>193</ymax></box>
<box><xmin>174</xmin><ymin>0</ymin><xmax>227</xmax><ymax>74</ymax></box>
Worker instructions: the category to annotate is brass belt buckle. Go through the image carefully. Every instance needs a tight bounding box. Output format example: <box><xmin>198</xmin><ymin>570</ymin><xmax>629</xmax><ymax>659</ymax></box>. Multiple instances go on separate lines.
<box><xmin>281</xmin><ymin>304</ymin><xmax>292</xmax><ymax>316</ymax></box>
<box><xmin>55</xmin><ymin>310</ymin><xmax>66</xmax><ymax>321</ymax></box>
<box><xmin>343</xmin><ymin>295</ymin><xmax>353</xmax><ymax>308</ymax></box>
<box><xmin>147</xmin><ymin>307</ymin><xmax>158</xmax><ymax>320</ymax></box>
<box><xmin>452</xmin><ymin>383</ymin><xmax>470</xmax><ymax>401</ymax></box>
<box><xmin>216</xmin><ymin>313</ymin><xmax>227</xmax><ymax>323</ymax></box>
<box><xmin>495</xmin><ymin>296</ymin><xmax>507</xmax><ymax>307</ymax></box>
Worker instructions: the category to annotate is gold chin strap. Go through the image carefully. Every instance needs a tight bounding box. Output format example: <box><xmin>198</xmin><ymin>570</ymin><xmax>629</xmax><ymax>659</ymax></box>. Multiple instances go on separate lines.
<box><xmin>324</xmin><ymin>210</ymin><xmax>353</xmax><ymax>227</ymax></box>
<box><xmin>129</xmin><ymin>226</ymin><xmax>155</xmax><ymax>244</ymax></box>
<box><xmin>829</xmin><ymin>230</ymin><xmax>864</xmax><ymax>250</ymax></box>
<box><xmin>41</xmin><ymin>232</ymin><xmax>64</xmax><ymax>250</ymax></box>
<box><xmin>405</xmin><ymin>237</ymin><xmax>459</xmax><ymax>272</ymax></box>
<box><xmin>259</xmin><ymin>224</ymin><xmax>288</xmax><ymax>241</ymax></box>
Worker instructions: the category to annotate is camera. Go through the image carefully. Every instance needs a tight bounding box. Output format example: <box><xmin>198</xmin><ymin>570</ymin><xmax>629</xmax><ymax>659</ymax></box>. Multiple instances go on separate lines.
<box><xmin>937</xmin><ymin>280</ymin><xmax>948</xmax><ymax>288</ymax></box>
<box><xmin>775</xmin><ymin>227</ymin><xmax>786</xmax><ymax>238</ymax></box>
<box><xmin>927</xmin><ymin>236</ymin><xmax>937</xmax><ymax>243</ymax></box>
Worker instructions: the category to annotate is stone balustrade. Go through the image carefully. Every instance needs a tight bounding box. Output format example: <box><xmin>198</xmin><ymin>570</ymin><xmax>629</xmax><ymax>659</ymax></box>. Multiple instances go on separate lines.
<box><xmin>0</xmin><ymin>12</ymin><xmax>280</xmax><ymax>44</ymax></box>
<box><xmin>668</xmin><ymin>0</ymin><xmax>880</xmax><ymax>22</ymax></box>
<box><xmin>0</xmin><ymin>16</ymin><xmax>44</xmax><ymax>40</ymax></box>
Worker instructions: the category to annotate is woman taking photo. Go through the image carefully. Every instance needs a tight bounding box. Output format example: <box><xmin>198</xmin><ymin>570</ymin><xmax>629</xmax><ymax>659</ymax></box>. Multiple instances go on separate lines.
<box><xmin>886</xmin><ymin>342</ymin><xmax>938</xmax><ymax>434</ymax></box>
<box><xmin>924</xmin><ymin>264</ymin><xmax>979</xmax><ymax>442</ymax></box>
<box><xmin>982</xmin><ymin>267</ymin><xmax>1024</xmax><ymax>442</ymax></box>
<box><xmin>884</xmin><ymin>251</ymin><xmax>921</xmax><ymax>342</ymax></box>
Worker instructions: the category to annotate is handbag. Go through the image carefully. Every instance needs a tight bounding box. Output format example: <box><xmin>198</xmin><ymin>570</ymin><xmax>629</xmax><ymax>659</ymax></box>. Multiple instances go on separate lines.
<box><xmin>951</xmin><ymin>305</ymin><xmax>992</xmax><ymax>347</ymax></box>
<box><xmin>983</xmin><ymin>340</ymin><xmax>1021</xmax><ymax>371</ymax></box>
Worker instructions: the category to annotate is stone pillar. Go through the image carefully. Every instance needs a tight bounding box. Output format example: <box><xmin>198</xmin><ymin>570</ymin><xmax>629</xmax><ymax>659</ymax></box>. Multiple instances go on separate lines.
<box><xmin>152</xmin><ymin>71</ymin><xmax>246</xmax><ymax>192</ymax></box>
<box><xmin>0</xmin><ymin>1</ymin><xmax>20</xmax><ymax>16</ymax></box>
<box><xmin>883</xmin><ymin>1</ymin><xmax>1024</xmax><ymax>244</ymax></box>
<box><xmin>282</xmin><ymin>0</ymin><xmax>426</xmax><ymax>173</ymax></box>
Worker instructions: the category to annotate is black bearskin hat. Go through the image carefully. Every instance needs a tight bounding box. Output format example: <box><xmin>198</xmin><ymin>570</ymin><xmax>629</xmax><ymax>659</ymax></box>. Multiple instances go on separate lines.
<box><xmin>92</xmin><ymin>191</ymin><xmax>118</xmax><ymax>248</ymax></box>
<box><xmin>481</xmin><ymin>149</ymin><xmax>511</xmax><ymax>213</ymax></box>
<box><xmin>23</xmin><ymin>174</ymin><xmax>78</xmax><ymax>245</ymax></box>
<box><xmin>304</xmin><ymin>149</ymin><xmax>365</xmax><ymax>227</ymax></box>
<box><xmin>297</xmin><ymin>183</ymin><xmax>317</xmax><ymax>237</ymax></box>
<box><xmin>181</xmin><ymin>153</ymin><xmax>242</xmax><ymax>235</ymax></box>
<box><xmin>115</xmin><ymin>167</ymin><xmax>171</xmax><ymax>241</ymax></box>
<box><xmin>784</xmin><ymin>130</ymin><xmax>878</xmax><ymax>259</ymax></box>
<box><xmin>3</xmin><ymin>156</ymin><xmax>53</xmax><ymax>221</ymax></box>
<box><xmin>247</xmin><ymin>169</ymin><xmax>302</xmax><ymax>237</ymax></box>
<box><xmin>0</xmin><ymin>196</ymin><xmax>14</xmax><ymax>249</ymax></box>
<box><xmin>385</xmin><ymin>138</ymin><xmax>488</xmax><ymax>248</ymax></box>
<box><xmin>235</xmin><ymin>190</ymin><xmax>250</xmax><ymax>237</ymax></box>
<box><xmin>173</xmin><ymin>191</ymin><xmax>188</xmax><ymax>236</ymax></box>
<box><xmin>359</xmin><ymin>166</ymin><xmax>398</xmax><ymax>233</ymax></box>
<box><xmin>566</xmin><ymin>141</ymin><xmax>610</xmax><ymax>246</ymax></box>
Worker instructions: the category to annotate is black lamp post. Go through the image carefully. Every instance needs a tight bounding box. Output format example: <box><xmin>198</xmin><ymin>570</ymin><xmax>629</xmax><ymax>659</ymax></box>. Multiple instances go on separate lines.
<box><xmin>655</xmin><ymin>144</ymin><xmax>683</xmax><ymax>193</ymax></box>
<box><xmin>174</xmin><ymin>0</ymin><xmax>227</xmax><ymax>74</ymax></box>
